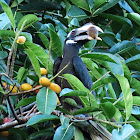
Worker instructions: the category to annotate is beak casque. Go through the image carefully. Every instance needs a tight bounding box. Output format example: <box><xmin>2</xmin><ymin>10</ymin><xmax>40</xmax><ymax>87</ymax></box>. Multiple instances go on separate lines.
<box><xmin>74</xmin><ymin>23</ymin><xmax>104</xmax><ymax>41</ymax></box>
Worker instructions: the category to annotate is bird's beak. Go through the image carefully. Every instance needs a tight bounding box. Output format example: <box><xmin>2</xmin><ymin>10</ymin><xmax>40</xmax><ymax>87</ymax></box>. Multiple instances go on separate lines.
<box><xmin>74</xmin><ymin>23</ymin><xmax>104</xmax><ymax>41</ymax></box>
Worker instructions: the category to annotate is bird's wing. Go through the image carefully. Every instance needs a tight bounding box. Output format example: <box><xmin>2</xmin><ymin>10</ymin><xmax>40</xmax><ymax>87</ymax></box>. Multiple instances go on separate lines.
<box><xmin>73</xmin><ymin>56</ymin><xmax>93</xmax><ymax>90</ymax></box>
<box><xmin>53</xmin><ymin>57</ymin><xmax>62</xmax><ymax>76</ymax></box>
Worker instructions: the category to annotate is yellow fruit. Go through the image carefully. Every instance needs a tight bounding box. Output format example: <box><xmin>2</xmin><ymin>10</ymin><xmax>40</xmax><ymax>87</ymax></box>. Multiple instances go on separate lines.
<box><xmin>57</xmin><ymin>97</ymin><xmax>60</xmax><ymax>105</ymax></box>
<box><xmin>0</xmin><ymin>131</ymin><xmax>9</xmax><ymax>137</ymax></box>
<box><xmin>17</xmin><ymin>36</ymin><xmax>26</xmax><ymax>44</ymax></box>
<box><xmin>20</xmin><ymin>83</ymin><xmax>33</xmax><ymax>91</ymax></box>
<box><xmin>39</xmin><ymin>77</ymin><xmax>50</xmax><ymax>87</ymax></box>
<box><xmin>53</xmin><ymin>124</ymin><xmax>56</xmax><ymax>128</ymax></box>
<box><xmin>9</xmin><ymin>85</ymin><xmax>17</xmax><ymax>93</ymax></box>
<box><xmin>3</xmin><ymin>82</ymin><xmax>6</xmax><ymax>87</ymax></box>
<box><xmin>49</xmin><ymin>83</ymin><xmax>61</xmax><ymax>94</ymax></box>
<box><xmin>3</xmin><ymin>83</ymin><xmax>17</xmax><ymax>93</ymax></box>
<box><xmin>40</xmin><ymin>68</ymin><xmax>47</xmax><ymax>76</ymax></box>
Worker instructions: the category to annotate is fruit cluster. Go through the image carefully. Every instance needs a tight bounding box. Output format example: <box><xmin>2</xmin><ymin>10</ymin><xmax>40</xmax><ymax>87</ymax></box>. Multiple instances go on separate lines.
<box><xmin>0</xmin><ymin>117</ymin><xmax>11</xmax><ymax>137</ymax></box>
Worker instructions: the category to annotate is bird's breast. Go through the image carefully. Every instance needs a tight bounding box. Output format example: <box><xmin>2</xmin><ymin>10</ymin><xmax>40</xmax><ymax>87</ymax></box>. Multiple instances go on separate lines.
<box><xmin>55</xmin><ymin>58</ymin><xmax>76</xmax><ymax>89</ymax></box>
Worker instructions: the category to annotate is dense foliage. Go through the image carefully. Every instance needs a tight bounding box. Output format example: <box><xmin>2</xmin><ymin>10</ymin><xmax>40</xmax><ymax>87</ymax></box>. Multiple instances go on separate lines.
<box><xmin>0</xmin><ymin>0</ymin><xmax>140</xmax><ymax>139</ymax></box>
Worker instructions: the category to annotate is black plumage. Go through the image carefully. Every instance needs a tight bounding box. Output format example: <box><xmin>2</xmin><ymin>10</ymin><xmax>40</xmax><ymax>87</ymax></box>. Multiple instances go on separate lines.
<box><xmin>53</xmin><ymin>23</ymin><xmax>113</xmax><ymax>140</ymax></box>
<box><xmin>53</xmin><ymin>23</ymin><xmax>103</xmax><ymax>111</ymax></box>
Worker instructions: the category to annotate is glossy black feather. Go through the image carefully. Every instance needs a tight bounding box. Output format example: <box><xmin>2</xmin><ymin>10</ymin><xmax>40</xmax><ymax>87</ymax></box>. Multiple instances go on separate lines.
<box><xmin>73</xmin><ymin>56</ymin><xmax>93</xmax><ymax>90</ymax></box>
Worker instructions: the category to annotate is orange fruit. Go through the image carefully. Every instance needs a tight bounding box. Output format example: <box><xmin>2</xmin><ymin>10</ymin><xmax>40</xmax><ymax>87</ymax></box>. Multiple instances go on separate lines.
<box><xmin>3</xmin><ymin>83</ymin><xmax>17</xmax><ymax>93</ymax></box>
<box><xmin>17</xmin><ymin>36</ymin><xmax>26</xmax><ymax>44</ymax></box>
<box><xmin>9</xmin><ymin>85</ymin><xmax>17</xmax><ymax>93</ymax></box>
<box><xmin>40</xmin><ymin>68</ymin><xmax>47</xmax><ymax>76</ymax></box>
<box><xmin>39</xmin><ymin>77</ymin><xmax>50</xmax><ymax>87</ymax></box>
<box><xmin>34</xmin><ymin>85</ymin><xmax>40</xmax><ymax>94</ymax></box>
<box><xmin>20</xmin><ymin>83</ymin><xmax>32</xmax><ymax>91</ymax></box>
<box><xmin>3</xmin><ymin>117</ymin><xmax>11</xmax><ymax>123</ymax></box>
<box><xmin>0</xmin><ymin>131</ymin><xmax>9</xmax><ymax>137</ymax></box>
<box><xmin>49</xmin><ymin>83</ymin><xmax>61</xmax><ymax>94</ymax></box>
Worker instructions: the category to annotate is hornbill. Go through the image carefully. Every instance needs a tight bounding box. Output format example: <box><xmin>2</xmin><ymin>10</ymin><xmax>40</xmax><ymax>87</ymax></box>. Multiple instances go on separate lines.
<box><xmin>53</xmin><ymin>23</ymin><xmax>113</xmax><ymax>140</ymax></box>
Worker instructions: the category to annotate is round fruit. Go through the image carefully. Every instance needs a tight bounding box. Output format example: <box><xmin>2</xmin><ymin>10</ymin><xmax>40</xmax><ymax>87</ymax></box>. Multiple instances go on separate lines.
<box><xmin>39</xmin><ymin>77</ymin><xmax>50</xmax><ymax>87</ymax></box>
<box><xmin>9</xmin><ymin>85</ymin><xmax>17</xmax><ymax>93</ymax></box>
<box><xmin>3</xmin><ymin>117</ymin><xmax>11</xmax><ymax>123</ymax></box>
<box><xmin>34</xmin><ymin>85</ymin><xmax>40</xmax><ymax>94</ymax></box>
<box><xmin>3</xmin><ymin>82</ymin><xmax>6</xmax><ymax>87</ymax></box>
<box><xmin>57</xmin><ymin>97</ymin><xmax>60</xmax><ymax>105</ymax></box>
<box><xmin>3</xmin><ymin>83</ymin><xmax>17</xmax><ymax>93</ymax></box>
<box><xmin>49</xmin><ymin>83</ymin><xmax>61</xmax><ymax>94</ymax></box>
<box><xmin>0</xmin><ymin>131</ymin><xmax>9</xmax><ymax>137</ymax></box>
<box><xmin>20</xmin><ymin>83</ymin><xmax>33</xmax><ymax>91</ymax></box>
<box><xmin>40</xmin><ymin>68</ymin><xmax>47</xmax><ymax>76</ymax></box>
<box><xmin>17</xmin><ymin>36</ymin><xmax>26</xmax><ymax>44</ymax></box>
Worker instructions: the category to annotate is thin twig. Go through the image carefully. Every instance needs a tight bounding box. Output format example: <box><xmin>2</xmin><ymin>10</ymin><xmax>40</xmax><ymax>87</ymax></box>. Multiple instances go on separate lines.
<box><xmin>113</xmin><ymin>96</ymin><xmax>123</xmax><ymax>106</ymax></box>
<box><xmin>91</xmin><ymin>71</ymin><xmax>110</xmax><ymax>92</ymax></box>
<box><xmin>0</xmin><ymin>111</ymin><xmax>41</xmax><ymax>130</ymax></box>
<box><xmin>7</xmin><ymin>96</ymin><xmax>21</xmax><ymax>123</ymax></box>
<box><xmin>8</xmin><ymin>86</ymin><xmax>42</xmax><ymax>96</ymax></box>
<box><xmin>25</xmin><ymin>104</ymin><xmax>37</xmax><ymax>117</ymax></box>
<box><xmin>6</xmin><ymin>20</ymin><xmax>27</xmax><ymax>78</ymax></box>
<box><xmin>50</xmin><ymin>62</ymin><xmax>69</xmax><ymax>82</ymax></box>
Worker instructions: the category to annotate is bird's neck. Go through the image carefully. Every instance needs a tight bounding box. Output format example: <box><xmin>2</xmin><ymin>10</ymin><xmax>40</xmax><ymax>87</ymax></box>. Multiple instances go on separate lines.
<box><xmin>63</xmin><ymin>44</ymin><xmax>80</xmax><ymax>59</ymax></box>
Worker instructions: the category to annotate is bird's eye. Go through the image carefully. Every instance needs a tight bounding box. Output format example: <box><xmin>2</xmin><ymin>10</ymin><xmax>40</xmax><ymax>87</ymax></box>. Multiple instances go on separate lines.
<box><xmin>71</xmin><ymin>30</ymin><xmax>75</xmax><ymax>35</ymax></box>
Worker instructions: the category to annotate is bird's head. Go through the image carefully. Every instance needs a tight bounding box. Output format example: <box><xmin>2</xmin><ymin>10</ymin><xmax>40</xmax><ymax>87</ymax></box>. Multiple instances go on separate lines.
<box><xmin>66</xmin><ymin>23</ymin><xmax>104</xmax><ymax>47</ymax></box>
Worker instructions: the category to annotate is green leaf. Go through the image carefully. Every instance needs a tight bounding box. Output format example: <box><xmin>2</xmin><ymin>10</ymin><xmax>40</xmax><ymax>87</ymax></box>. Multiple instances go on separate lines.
<box><xmin>0</xmin><ymin>105</ymin><xmax>7</xmax><ymax>113</ymax></box>
<box><xmin>17</xmin><ymin>67</ymin><xmax>26</xmax><ymax>84</ymax></box>
<box><xmin>100</xmin><ymin>13</ymin><xmax>133</xmax><ymax>27</ymax></box>
<box><xmin>66</xmin><ymin>5</ymin><xmax>88</xmax><ymax>21</ymax></box>
<box><xmin>24</xmin><ymin>42</ymin><xmax>53</xmax><ymax>74</ymax></box>
<box><xmin>25</xmin><ymin>49</ymin><xmax>41</xmax><ymax>78</ymax></box>
<box><xmin>82</xmin><ymin>58</ymin><xmax>101</xmax><ymax>79</ymax></box>
<box><xmin>112</xmin><ymin>124</ymin><xmax>136</xmax><ymax>140</ymax></box>
<box><xmin>125</xmin><ymin>54</ymin><xmax>140</xmax><ymax>71</ymax></box>
<box><xmin>0</xmin><ymin>30</ymin><xmax>15</xmax><ymax>40</ymax></box>
<box><xmin>70</xmin><ymin>0</ymin><xmax>90</xmax><ymax>12</ymax></box>
<box><xmin>0</xmin><ymin>85</ymin><xmax>5</xmax><ymax>94</ymax></box>
<box><xmin>18</xmin><ymin>14</ymin><xmax>38</xmax><ymax>30</ymax></box>
<box><xmin>29</xmin><ymin>129</ymin><xmax>54</xmax><ymax>139</ymax></box>
<box><xmin>53</xmin><ymin>125</ymin><xmax>74</xmax><ymax>140</ymax></box>
<box><xmin>16</xmin><ymin>96</ymin><xmax>36</xmax><ymax>109</ymax></box>
<box><xmin>38</xmin><ymin>32</ymin><xmax>50</xmax><ymax>49</ymax></box>
<box><xmin>125</xmin><ymin>0</ymin><xmax>140</xmax><ymax>14</ymax></box>
<box><xmin>74</xmin><ymin>127</ymin><xmax>84</xmax><ymax>140</ymax></box>
<box><xmin>99</xmin><ymin>32</ymin><xmax>116</xmax><ymax>47</ymax></box>
<box><xmin>36</xmin><ymin>88</ymin><xmax>57</xmax><ymax>114</ymax></box>
<box><xmin>60</xmin><ymin>90</ymin><xmax>87</xmax><ymax>97</ymax></box>
<box><xmin>117</xmin><ymin>75</ymin><xmax>133</xmax><ymax>120</ymax></box>
<box><xmin>126</xmin><ymin>114</ymin><xmax>140</xmax><ymax>129</ymax></box>
<box><xmin>93</xmin><ymin>0</ymin><xmax>120</xmax><ymax>15</ymax></box>
<box><xmin>73</xmin><ymin>106</ymin><xmax>99</xmax><ymax>115</ymax></box>
<box><xmin>130</xmin><ymin>78</ymin><xmax>140</xmax><ymax>95</ymax></box>
<box><xmin>0</xmin><ymin>51</ymin><xmax>8</xmax><ymax>59</ymax></box>
<box><xmin>0</xmin><ymin>1</ymin><xmax>15</xmax><ymax>29</ymax></box>
<box><xmin>27</xmin><ymin>114</ymin><xmax>59</xmax><ymax>126</ymax></box>
<box><xmin>64</xmin><ymin>98</ymin><xmax>77</xmax><ymax>107</ymax></box>
<box><xmin>91</xmin><ymin>77</ymin><xmax>116</xmax><ymax>91</ymax></box>
<box><xmin>101</xmin><ymin>102</ymin><xmax>116</xmax><ymax>119</ymax></box>
<box><xmin>60</xmin><ymin>115</ymin><xmax>70</xmax><ymax>130</ymax></box>
<box><xmin>122</xmin><ymin>62</ymin><xmax>131</xmax><ymax>82</ymax></box>
<box><xmin>133</xmin><ymin>96</ymin><xmax>140</xmax><ymax>106</ymax></box>
<box><xmin>81</xmin><ymin>52</ymin><xmax>117</xmax><ymax>63</ymax></box>
<box><xmin>48</xmin><ymin>26</ymin><xmax>63</xmax><ymax>57</ymax></box>
<box><xmin>109</xmin><ymin>41</ymin><xmax>136</xmax><ymax>54</ymax></box>
<box><xmin>63</xmin><ymin>74</ymin><xmax>97</xmax><ymax>108</ymax></box>
<box><xmin>127</xmin><ymin>13</ymin><xmax>140</xmax><ymax>26</ymax></box>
